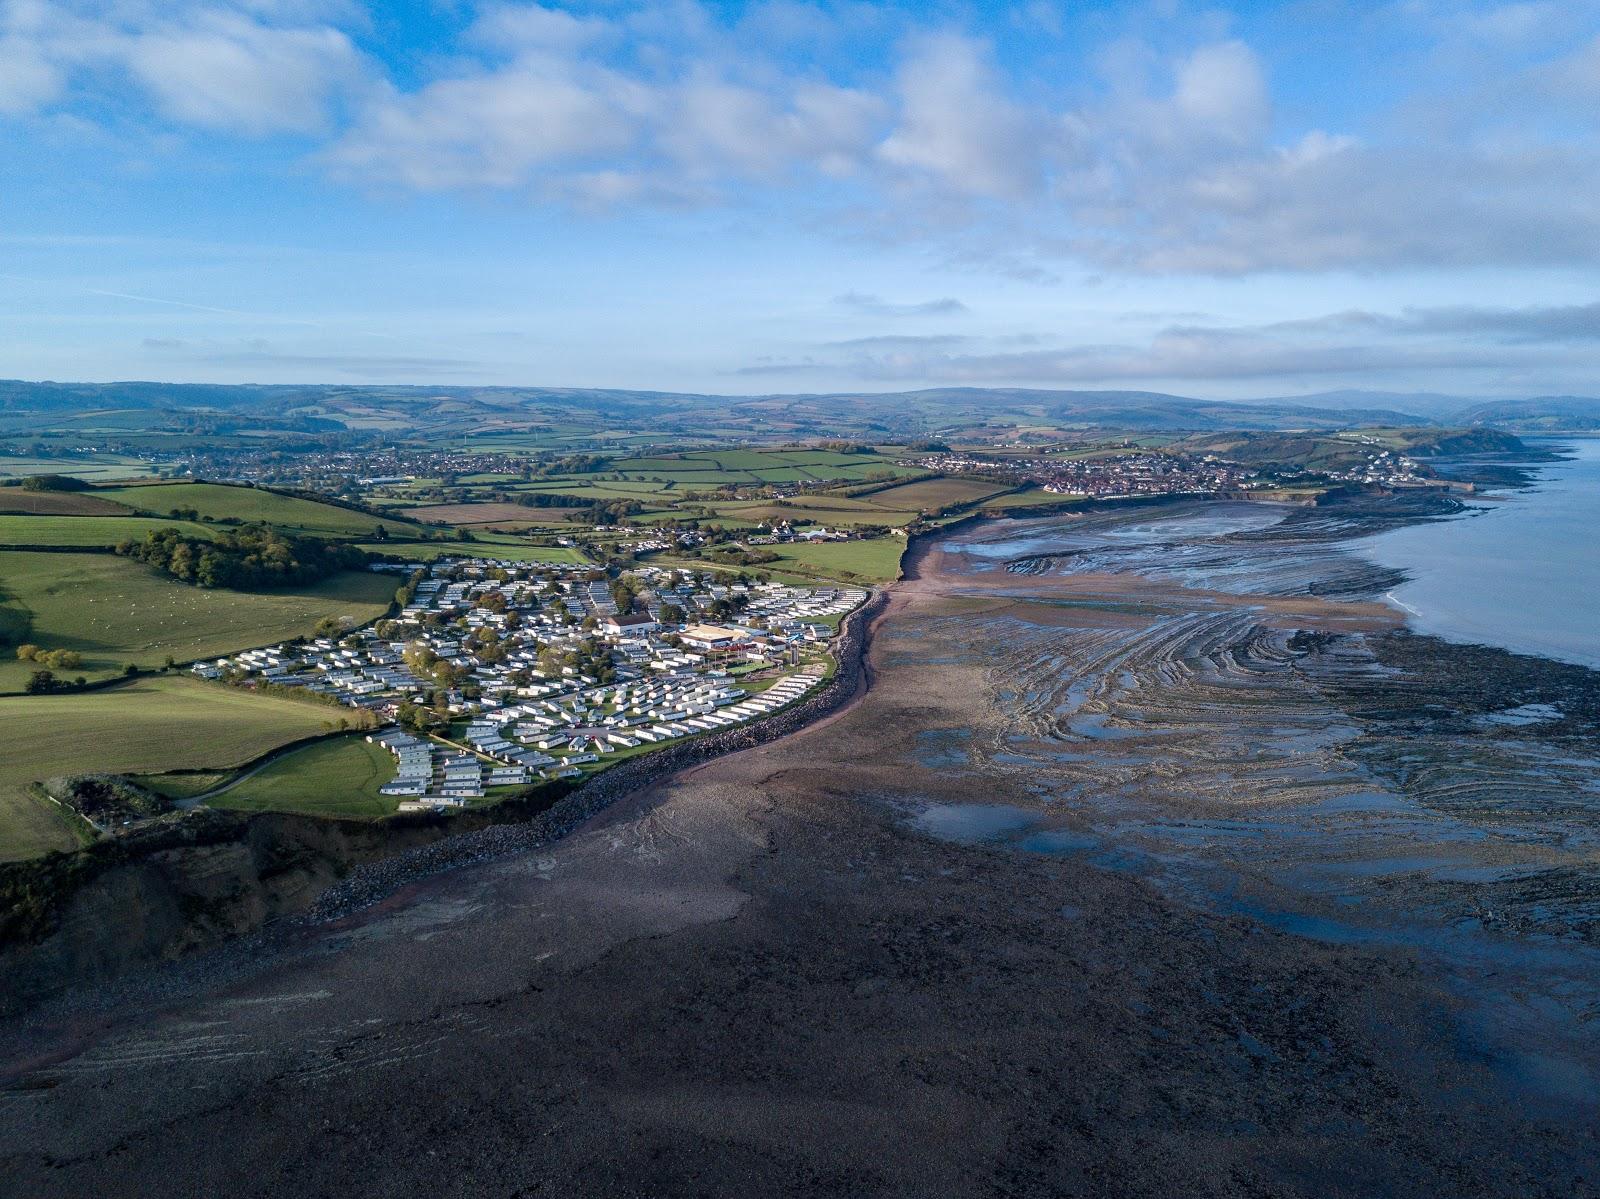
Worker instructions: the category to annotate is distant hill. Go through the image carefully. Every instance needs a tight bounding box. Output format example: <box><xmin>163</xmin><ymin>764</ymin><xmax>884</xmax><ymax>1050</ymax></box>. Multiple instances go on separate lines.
<box><xmin>1456</xmin><ymin>396</ymin><xmax>1600</xmax><ymax>432</ymax></box>
<box><xmin>0</xmin><ymin>378</ymin><xmax>1593</xmax><ymax>439</ymax></box>
<box><xmin>1254</xmin><ymin>390</ymin><xmax>1473</xmax><ymax>421</ymax></box>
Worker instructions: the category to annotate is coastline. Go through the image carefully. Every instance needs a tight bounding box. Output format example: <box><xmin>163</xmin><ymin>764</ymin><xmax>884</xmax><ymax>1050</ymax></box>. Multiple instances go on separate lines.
<box><xmin>5</xmin><ymin>483</ymin><xmax>1598</xmax><ymax>1196</ymax></box>
<box><xmin>5</xmin><ymin>453</ymin><xmax>1587</xmax><ymax>1015</ymax></box>
<box><xmin>0</xmin><ymin>585</ymin><xmax>890</xmax><ymax>1015</ymax></box>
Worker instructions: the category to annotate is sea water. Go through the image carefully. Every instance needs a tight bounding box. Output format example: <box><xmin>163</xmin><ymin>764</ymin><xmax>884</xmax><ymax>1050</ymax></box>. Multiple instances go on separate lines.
<box><xmin>1357</xmin><ymin>439</ymin><xmax>1600</xmax><ymax>669</ymax></box>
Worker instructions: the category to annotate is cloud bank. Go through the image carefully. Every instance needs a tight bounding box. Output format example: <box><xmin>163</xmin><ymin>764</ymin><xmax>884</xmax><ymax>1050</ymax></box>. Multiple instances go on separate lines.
<box><xmin>7</xmin><ymin>0</ymin><xmax>1600</xmax><ymax>279</ymax></box>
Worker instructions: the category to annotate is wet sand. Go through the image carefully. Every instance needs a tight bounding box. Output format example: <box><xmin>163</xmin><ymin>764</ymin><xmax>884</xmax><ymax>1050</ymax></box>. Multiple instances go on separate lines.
<box><xmin>2</xmin><ymin>501</ymin><xmax>1598</xmax><ymax>1196</ymax></box>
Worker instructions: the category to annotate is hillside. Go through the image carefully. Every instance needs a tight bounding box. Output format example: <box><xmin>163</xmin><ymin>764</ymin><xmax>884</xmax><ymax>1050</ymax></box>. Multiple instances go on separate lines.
<box><xmin>1458</xmin><ymin>396</ymin><xmax>1600</xmax><ymax>432</ymax></box>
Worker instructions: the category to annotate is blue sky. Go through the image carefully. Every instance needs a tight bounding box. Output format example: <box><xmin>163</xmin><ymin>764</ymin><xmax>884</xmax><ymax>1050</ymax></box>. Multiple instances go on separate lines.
<box><xmin>5</xmin><ymin>0</ymin><xmax>1600</xmax><ymax>397</ymax></box>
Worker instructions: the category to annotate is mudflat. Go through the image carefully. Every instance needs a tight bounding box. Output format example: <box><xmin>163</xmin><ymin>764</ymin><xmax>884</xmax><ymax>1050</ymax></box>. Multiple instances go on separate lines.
<box><xmin>2</xmin><ymin>502</ymin><xmax>1597</xmax><ymax>1197</ymax></box>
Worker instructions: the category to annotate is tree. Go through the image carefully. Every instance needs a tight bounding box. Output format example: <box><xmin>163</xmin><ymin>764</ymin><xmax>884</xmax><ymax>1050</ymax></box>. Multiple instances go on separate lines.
<box><xmin>403</xmin><ymin>641</ymin><xmax>438</xmax><ymax>674</ymax></box>
<box><xmin>20</xmin><ymin>474</ymin><xmax>88</xmax><ymax>492</ymax></box>
<box><xmin>25</xmin><ymin>669</ymin><xmax>56</xmax><ymax>694</ymax></box>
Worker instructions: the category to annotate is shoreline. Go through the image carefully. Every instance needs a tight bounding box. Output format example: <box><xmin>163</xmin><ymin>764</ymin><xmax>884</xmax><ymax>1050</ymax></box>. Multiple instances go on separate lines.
<box><xmin>7</xmin><ymin>484</ymin><xmax>1599</xmax><ymax>1195</ymax></box>
<box><xmin>6</xmin><ymin>448</ymin><xmax>1585</xmax><ymax>1014</ymax></box>
<box><xmin>0</xmin><ymin>584</ymin><xmax>892</xmax><ymax>1017</ymax></box>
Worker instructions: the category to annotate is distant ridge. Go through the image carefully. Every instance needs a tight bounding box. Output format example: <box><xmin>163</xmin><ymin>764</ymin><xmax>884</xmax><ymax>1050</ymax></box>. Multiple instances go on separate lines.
<box><xmin>0</xmin><ymin>378</ymin><xmax>1589</xmax><ymax>435</ymax></box>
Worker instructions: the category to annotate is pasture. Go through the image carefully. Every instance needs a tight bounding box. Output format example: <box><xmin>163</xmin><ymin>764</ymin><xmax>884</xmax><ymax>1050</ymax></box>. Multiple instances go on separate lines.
<box><xmin>0</xmin><ymin>455</ymin><xmax>161</xmax><ymax>482</ymax></box>
<box><xmin>98</xmin><ymin>482</ymin><xmax>404</xmax><ymax>538</ymax></box>
<box><xmin>979</xmin><ymin>489</ymin><xmax>1089</xmax><ymax>511</ymax></box>
<box><xmin>360</xmin><ymin>541</ymin><xmax>588</xmax><ymax>564</ymax></box>
<box><xmin>0</xmin><ymin>553</ymin><xmax>395</xmax><ymax>691</ymax></box>
<box><xmin>207</xmin><ymin>736</ymin><xmax>398</xmax><ymax>819</ymax></box>
<box><xmin>612</xmin><ymin>448</ymin><xmax>918</xmax><ymax>485</ymax></box>
<box><xmin>407</xmin><ymin>502</ymin><xmax>551</xmax><ymax>526</ymax></box>
<box><xmin>0</xmin><ymin>677</ymin><xmax>347</xmax><ymax>860</ymax></box>
<box><xmin>712</xmin><ymin>496</ymin><xmax>919</xmax><ymax>528</ymax></box>
<box><xmin>0</xmin><ymin>515</ymin><xmax>217</xmax><ymax>547</ymax></box>
<box><xmin>765</xmin><ymin>537</ymin><xmax>906</xmax><ymax>582</ymax></box>
<box><xmin>854</xmin><ymin>477</ymin><xmax>1012</xmax><ymax>511</ymax></box>
<box><xmin>0</xmin><ymin>490</ymin><xmax>135</xmax><ymax>516</ymax></box>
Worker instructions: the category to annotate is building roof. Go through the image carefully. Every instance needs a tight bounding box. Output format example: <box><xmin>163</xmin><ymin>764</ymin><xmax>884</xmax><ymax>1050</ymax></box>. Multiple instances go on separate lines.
<box><xmin>680</xmin><ymin>623</ymin><xmax>744</xmax><ymax>643</ymax></box>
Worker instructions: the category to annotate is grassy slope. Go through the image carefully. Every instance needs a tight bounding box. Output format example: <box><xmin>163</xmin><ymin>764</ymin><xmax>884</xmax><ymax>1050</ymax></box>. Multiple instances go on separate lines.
<box><xmin>765</xmin><ymin>537</ymin><xmax>906</xmax><ymax>582</ymax></box>
<box><xmin>97</xmin><ymin>482</ymin><xmax>404</xmax><ymax>538</ymax></box>
<box><xmin>209</xmin><ymin>736</ymin><xmax>398</xmax><ymax>818</ymax></box>
<box><xmin>0</xmin><ymin>515</ymin><xmax>217</xmax><ymax>547</ymax></box>
<box><xmin>856</xmin><ymin>477</ymin><xmax>1010</xmax><ymax>509</ymax></box>
<box><xmin>0</xmin><ymin>677</ymin><xmax>344</xmax><ymax>860</ymax></box>
<box><xmin>0</xmin><ymin>491</ymin><xmax>135</xmax><ymax>516</ymax></box>
<box><xmin>0</xmin><ymin>553</ymin><xmax>395</xmax><ymax>692</ymax></box>
<box><xmin>360</xmin><ymin>541</ymin><xmax>588</xmax><ymax>564</ymax></box>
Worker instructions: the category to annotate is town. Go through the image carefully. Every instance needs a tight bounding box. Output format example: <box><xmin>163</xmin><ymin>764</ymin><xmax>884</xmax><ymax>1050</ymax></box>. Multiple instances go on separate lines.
<box><xmin>899</xmin><ymin>442</ymin><xmax>1429</xmax><ymax>497</ymax></box>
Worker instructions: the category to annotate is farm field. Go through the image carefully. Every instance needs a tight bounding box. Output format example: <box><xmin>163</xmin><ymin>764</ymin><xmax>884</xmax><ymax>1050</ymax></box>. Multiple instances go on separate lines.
<box><xmin>0</xmin><ymin>490</ymin><xmax>135</xmax><ymax>516</ymax></box>
<box><xmin>979</xmin><ymin>488</ymin><xmax>1089</xmax><ymax>510</ymax></box>
<box><xmin>0</xmin><ymin>456</ymin><xmax>161</xmax><ymax>482</ymax></box>
<box><xmin>207</xmin><ymin>735</ymin><xmax>398</xmax><ymax>819</ymax></box>
<box><xmin>97</xmin><ymin>482</ymin><xmax>407</xmax><ymax>538</ymax></box>
<box><xmin>854</xmin><ymin>477</ymin><xmax>1013</xmax><ymax>510</ymax></box>
<box><xmin>0</xmin><ymin>515</ymin><xmax>217</xmax><ymax>547</ymax></box>
<box><xmin>406</xmin><ymin>502</ymin><xmax>554</xmax><ymax>526</ymax></box>
<box><xmin>0</xmin><ymin>677</ymin><xmax>348</xmax><ymax>860</ymax></box>
<box><xmin>360</xmin><ymin>541</ymin><xmax>588</xmax><ymax>564</ymax></box>
<box><xmin>712</xmin><ymin>498</ymin><xmax>919</xmax><ymax>527</ymax></box>
<box><xmin>764</xmin><ymin>536</ymin><xmax>906</xmax><ymax>582</ymax></box>
<box><xmin>612</xmin><ymin>449</ymin><xmax>918</xmax><ymax>485</ymax></box>
<box><xmin>0</xmin><ymin>553</ymin><xmax>396</xmax><ymax>691</ymax></box>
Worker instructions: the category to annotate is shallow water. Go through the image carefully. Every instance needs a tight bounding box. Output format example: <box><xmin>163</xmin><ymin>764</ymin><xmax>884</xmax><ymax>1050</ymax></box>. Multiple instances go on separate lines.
<box><xmin>1357</xmin><ymin>439</ymin><xmax>1600</xmax><ymax>668</ymax></box>
<box><xmin>896</xmin><ymin>495</ymin><xmax>1600</xmax><ymax>1107</ymax></box>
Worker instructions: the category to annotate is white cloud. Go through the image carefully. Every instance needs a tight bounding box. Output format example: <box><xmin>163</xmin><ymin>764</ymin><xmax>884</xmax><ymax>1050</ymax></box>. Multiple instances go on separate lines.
<box><xmin>468</xmin><ymin>3</ymin><xmax>613</xmax><ymax>53</ymax></box>
<box><xmin>0</xmin><ymin>2</ymin><xmax>365</xmax><ymax>133</ymax></box>
<box><xmin>329</xmin><ymin>57</ymin><xmax>643</xmax><ymax>189</ymax></box>
<box><xmin>8</xmin><ymin>1</ymin><xmax>1600</xmax><ymax>284</ymax></box>
<box><xmin>878</xmin><ymin>33</ymin><xmax>1042</xmax><ymax>198</ymax></box>
<box><xmin>1171</xmin><ymin>40</ymin><xmax>1267</xmax><ymax>142</ymax></box>
<box><xmin>0</xmin><ymin>36</ymin><xmax>62</xmax><ymax>112</ymax></box>
<box><xmin>123</xmin><ymin>13</ymin><xmax>361</xmax><ymax>134</ymax></box>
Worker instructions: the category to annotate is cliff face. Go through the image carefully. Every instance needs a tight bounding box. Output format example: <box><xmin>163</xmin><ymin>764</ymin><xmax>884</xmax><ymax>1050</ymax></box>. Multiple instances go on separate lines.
<box><xmin>0</xmin><ymin>595</ymin><xmax>883</xmax><ymax>1018</ymax></box>
<box><xmin>0</xmin><ymin>811</ymin><xmax>458</xmax><ymax>1017</ymax></box>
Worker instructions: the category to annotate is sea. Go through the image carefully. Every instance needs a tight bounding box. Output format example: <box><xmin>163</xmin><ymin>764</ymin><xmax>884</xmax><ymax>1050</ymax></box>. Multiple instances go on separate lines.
<box><xmin>1356</xmin><ymin>438</ymin><xmax>1600</xmax><ymax>669</ymax></box>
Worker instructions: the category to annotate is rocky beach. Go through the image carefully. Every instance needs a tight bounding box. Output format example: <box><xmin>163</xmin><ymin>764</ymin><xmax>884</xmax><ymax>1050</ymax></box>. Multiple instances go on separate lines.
<box><xmin>2</xmin><ymin>486</ymin><xmax>1599</xmax><ymax>1197</ymax></box>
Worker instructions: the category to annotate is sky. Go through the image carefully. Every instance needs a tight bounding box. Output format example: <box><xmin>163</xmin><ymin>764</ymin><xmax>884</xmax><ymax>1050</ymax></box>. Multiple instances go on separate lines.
<box><xmin>4</xmin><ymin>0</ymin><xmax>1600</xmax><ymax>398</ymax></box>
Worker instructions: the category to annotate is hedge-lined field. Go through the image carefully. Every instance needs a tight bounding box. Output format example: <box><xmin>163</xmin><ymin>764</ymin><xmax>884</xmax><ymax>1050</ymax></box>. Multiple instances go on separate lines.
<box><xmin>0</xmin><ymin>515</ymin><xmax>217</xmax><ymax>547</ymax></box>
<box><xmin>0</xmin><ymin>552</ymin><xmax>395</xmax><ymax>692</ymax></box>
<box><xmin>98</xmin><ymin>482</ymin><xmax>410</xmax><ymax>538</ymax></box>
<box><xmin>0</xmin><ymin>677</ymin><xmax>347</xmax><ymax>860</ymax></box>
<box><xmin>207</xmin><ymin>736</ymin><xmax>399</xmax><ymax>818</ymax></box>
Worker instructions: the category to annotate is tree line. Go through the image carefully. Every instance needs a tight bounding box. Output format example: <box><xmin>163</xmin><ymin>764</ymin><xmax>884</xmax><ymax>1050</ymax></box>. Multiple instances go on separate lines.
<box><xmin>116</xmin><ymin>525</ymin><xmax>369</xmax><ymax>590</ymax></box>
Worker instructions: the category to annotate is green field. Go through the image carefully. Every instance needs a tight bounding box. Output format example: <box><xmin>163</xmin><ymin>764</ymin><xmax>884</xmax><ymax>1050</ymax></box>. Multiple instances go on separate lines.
<box><xmin>0</xmin><ymin>677</ymin><xmax>350</xmax><ymax>860</ymax></box>
<box><xmin>855</xmin><ymin>477</ymin><xmax>1011</xmax><ymax>510</ymax></box>
<box><xmin>711</xmin><ymin>494</ymin><xmax>919</xmax><ymax>527</ymax></box>
<box><xmin>0</xmin><ymin>553</ymin><xmax>396</xmax><ymax>691</ymax></box>
<box><xmin>98</xmin><ymin>482</ymin><xmax>407</xmax><ymax>538</ymax></box>
<box><xmin>613</xmin><ymin>449</ymin><xmax>917</xmax><ymax>485</ymax></box>
<box><xmin>979</xmin><ymin>489</ymin><xmax>1089</xmax><ymax>510</ymax></box>
<box><xmin>360</xmin><ymin>541</ymin><xmax>588</xmax><ymax>564</ymax></box>
<box><xmin>0</xmin><ymin>515</ymin><xmax>217</xmax><ymax>547</ymax></box>
<box><xmin>766</xmin><ymin>537</ymin><xmax>906</xmax><ymax>582</ymax></box>
<box><xmin>207</xmin><ymin>735</ymin><xmax>398</xmax><ymax>818</ymax></box>
<box><xmin>0</xmin><ymin>490</ymin><xmax>135</xmax><ymax>516</ymax></box>
<box><xmin>0</xmin><ymin>456</ymin><xmax>162</xmax><ymax>482</ymax></box>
